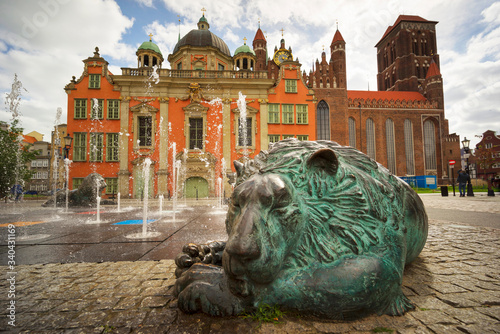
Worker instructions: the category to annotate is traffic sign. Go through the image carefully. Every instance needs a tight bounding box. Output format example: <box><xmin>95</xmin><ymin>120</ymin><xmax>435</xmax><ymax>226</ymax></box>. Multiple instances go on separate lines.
<box><xmin>449</xmin><ymin>160</ymin><xmax>456</xmax><ymax>165</ymax></box>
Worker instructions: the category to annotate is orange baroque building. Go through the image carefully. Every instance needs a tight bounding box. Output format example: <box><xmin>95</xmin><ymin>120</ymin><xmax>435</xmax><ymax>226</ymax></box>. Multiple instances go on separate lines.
<box><xmin>64</xmin><ymin>13</ymin><xmax>459</xmax><ymax>199</ymax></box>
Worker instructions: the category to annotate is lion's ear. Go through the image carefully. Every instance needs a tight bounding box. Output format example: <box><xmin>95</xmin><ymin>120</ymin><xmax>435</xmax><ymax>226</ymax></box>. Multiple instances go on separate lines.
<box><xmin>234</xmin><ymin>160</ymin><xmax>244</xmax><ymax>177</ymax></box>
<box><xmin>306</xmin><ymin>149</ymin><xmax>339</xmax><ymax>176</ymax></box>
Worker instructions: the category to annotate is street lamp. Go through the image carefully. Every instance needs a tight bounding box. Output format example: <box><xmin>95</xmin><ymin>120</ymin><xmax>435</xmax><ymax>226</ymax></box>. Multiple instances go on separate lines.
<box><xmin>461</xmin><ymin>137</ymin><xmax>474</xmax><ymax>197</ymax></box>
<box><xmin>63</xmin><ymin>134</ymin><xmax>73</xmax><ymax>159</ymax></box>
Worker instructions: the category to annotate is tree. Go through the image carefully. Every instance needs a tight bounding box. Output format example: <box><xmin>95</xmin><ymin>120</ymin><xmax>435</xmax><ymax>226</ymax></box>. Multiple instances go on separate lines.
<box><xmin>0</xmin><ymin>119</ymin><xmax>38</xmax><ymax>201</ymax></box>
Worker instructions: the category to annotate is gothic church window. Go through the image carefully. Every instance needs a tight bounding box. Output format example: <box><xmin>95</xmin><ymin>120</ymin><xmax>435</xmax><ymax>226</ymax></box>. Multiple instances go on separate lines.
<box><xmin>348</xmin><ymin>117</ymin><xmax>356</xmax><ymax>148</ymax></box>
<box><xmin>404</xmin><ymin>119</ymin><xmax>415</xmax><ymax>175</ymax></box>
<box><xmin>385</xmin><ymin>118</ymin><xmax>396</xmax><ymax>174</ymax></box>
<box><xmin>366</xmin><ymin>118</ymin><xmax>376</xmax><ymax>160</ymax></box>
<box><xmin>423</xmin><ymin>120</ymin><xmax>437</xmax><ymax>170</ymax></box>
<box><xmin>316</xmin><ymin>100</ymin><xmax>330</xmax><ymax>140</ymax></box>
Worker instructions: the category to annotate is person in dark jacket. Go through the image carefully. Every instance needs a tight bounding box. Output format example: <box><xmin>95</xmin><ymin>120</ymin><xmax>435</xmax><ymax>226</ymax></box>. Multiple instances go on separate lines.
<box><xmin>456</xmin><ymin>169</ymin><xmax>470</xmax><ymax>197</ymax></box>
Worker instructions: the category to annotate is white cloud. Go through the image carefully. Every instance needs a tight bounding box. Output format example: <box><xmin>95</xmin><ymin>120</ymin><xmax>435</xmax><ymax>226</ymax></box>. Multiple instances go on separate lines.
<box><xmin>0</xmin><ymin>0</ymin><xmax>498</xmax><ymax>150</ymax></box>
<box><xmin>0</xmin><ymin>0</ymin><xmax>135</xmax><ymax>140</ymax></box>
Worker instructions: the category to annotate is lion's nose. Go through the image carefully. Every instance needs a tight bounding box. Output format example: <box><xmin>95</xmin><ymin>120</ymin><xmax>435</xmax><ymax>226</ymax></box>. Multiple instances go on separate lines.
<box><xmin>225</xmin><ymin>236</ymin><xmax>260</xmax><ymax>260</ymax></box>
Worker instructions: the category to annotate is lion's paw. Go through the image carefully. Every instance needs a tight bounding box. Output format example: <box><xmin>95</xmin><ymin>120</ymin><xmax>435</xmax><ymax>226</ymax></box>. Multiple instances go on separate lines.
<box><xmin>382</xmin><ymin>293</ymin><xmax>415</xmax><ymax>316</ymax></box>
<box><xmin>174</xmin><ymin>241</ymin><xmax>226</xmax><ymax>278</ymax></box>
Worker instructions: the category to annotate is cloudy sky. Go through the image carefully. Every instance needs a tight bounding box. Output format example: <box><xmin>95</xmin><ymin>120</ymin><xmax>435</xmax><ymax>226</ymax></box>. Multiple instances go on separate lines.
<box><xmin>1</xmin><ymin>0</ymin><xmax>499</xmax><ymax>149</ymax></box>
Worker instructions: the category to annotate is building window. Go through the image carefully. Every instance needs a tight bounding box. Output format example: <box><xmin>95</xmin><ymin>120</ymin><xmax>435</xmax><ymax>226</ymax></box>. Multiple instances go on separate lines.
<box><xmin>91</xmin><ymin>99</ymin><xmax>104</xmax><ymax>120</ymax></box>
<box><xmin>189</xmin><ymin>118</ymin><xmax>203</xmax><ymax>150</ymax></box>
<box><xmin>89</xmin><ymin>133</ymin><xmax>103</xmax><ymax>162</ymax></box>
<box><xmin>107</xmin><ymin>100</ymin><xmax>120</xmax><ymax>119</ymax></box>
<box><xmin>296</xmin><ymin>105</ymin><xmax>308</xmax><ymax>124</ymax></box>
<box><xmin>348</xmin><ymin>117</ymin><xmax>356</xmax><ymax>148</ymax></box>
<box><xmin>316</xmin><ymin>100</ymin><xmax>330</xmax><ymax>140</ymax></box>
<box><xmin>282</xmin><ymin>135</ymin><xmax>294</xmax><ymax>139</ymax></box>
<box><xmin>238</xmin><ymin>117</ymin><xmax>252</xmax><ymax>147</ymax></box>
<box><xmin>105</xmin><ymin>178</ymin><xmax>118</xmax><ymax>195</ymax></box>
<box><xmin>404</xmin><ymin>119</ymin><xmax>415</xmax><ymax>175</ymax></box>
<box><xmin>73</xmin><ymin>133</ymin><xmax>87</xmax><ymax>162</ymax></box>
<box><xmin>73</xmin><ymin>178</ymin><xmax>84</xmax><ymax>190</ymax></box>
<box><xmin>366</xmin><ymin>118</ymin><xmax>376</xmax><ymax>160</ymax></box>
<box><xmin>385</xmin><ymin>118</ymin><xmax>396</xmax><ymax>174</ymax></box>
<box><xmin>285</xmin><ymin>80</ymin><xmax>297</xmax><ymax>93</ymax></box>
<box><xmin>269</xmin><ymin>135</ymin><xmax>280</xmax><ymax>143</ymax></box>
<box><xmin>282</xmin><ymin>104</ymin><xmax>294</xmax><ymax>124</ymax></box>
<box><xmin>268</xmin><ymin>104</ymin><xmax>280</xmax><ymax>124</ymax></box>
<box><xmin>89</xmin><ymin>74</ymin><xmax>100</xmax><ymax>89</ymax></box>
<box><xmin>218</xmin><ymin>63</ymin><xmax>225</xmax><ymax>71</ymax></box>
<box><xmin>74</xmin><ymin>99</ymin><xmax>87</xmax><ymax>119</ymax></box>
<box><xmin>138</xmin><ymin>116</ymin><xmax>152</xmax><ymax>147</ymax></box>
<box><xmin>177</xmin><ymin>62</ymin><xmax>182</xmax><ymax>70</ymax></box>
<box><xmin>297</xmin><ymin>135</ymin><xmax>308</xmax><ymax>141</ymax></box>
<box><xmin>423</xmin><ymin>120</ymin><xmax>437</xmax><ymax>170</ymax></box>
<box><xmin>106</xmin><ymin>133</ymin><xmax>119</xmax><ymax>162</ymax></box>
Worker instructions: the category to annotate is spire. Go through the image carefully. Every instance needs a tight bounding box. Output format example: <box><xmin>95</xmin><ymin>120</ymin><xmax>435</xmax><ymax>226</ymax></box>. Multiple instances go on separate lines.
<box><xmin>426</xmin><ymin>59</ymin><xmax>441</xmax><ymax>79</ymax></box>
<box><xmin>331</xmin><ymin>29</ymin><xmax>345</xmax><ymax>44</ymax></box>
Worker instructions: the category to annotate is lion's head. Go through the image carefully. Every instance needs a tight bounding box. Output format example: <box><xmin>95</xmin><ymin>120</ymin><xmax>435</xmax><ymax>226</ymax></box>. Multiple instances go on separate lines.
<box><xmin>222</xmin><ymin>173</ymin><xmax>304</xmax><ymax>296</ymax></box>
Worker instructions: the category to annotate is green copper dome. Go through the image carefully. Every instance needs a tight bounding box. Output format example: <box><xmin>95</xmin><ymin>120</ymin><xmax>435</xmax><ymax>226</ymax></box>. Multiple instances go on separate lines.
<box><xmin>138</xmin><ymin>41</ymin><xmax>162</xmax><ymax>55</ymax></box>
<box><xmin>234</xmin><ymin>44</ymin><xmax>255</xmax><ymax>56</ymax></box>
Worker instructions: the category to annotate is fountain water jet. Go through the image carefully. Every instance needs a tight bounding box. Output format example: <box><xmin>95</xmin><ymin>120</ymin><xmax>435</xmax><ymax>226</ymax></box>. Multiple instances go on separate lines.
<box><xmin>64</xmin><ymin>158</ymin><xmax>72</xmax><ymax>213</ymax></box>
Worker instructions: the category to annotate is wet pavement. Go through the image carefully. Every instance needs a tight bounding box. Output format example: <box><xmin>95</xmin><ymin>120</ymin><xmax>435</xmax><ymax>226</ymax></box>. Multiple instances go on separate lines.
<box><xmin>0</xmin><ymin>194</ymin><xmax>499</xmax><ymax>333</ymax></box>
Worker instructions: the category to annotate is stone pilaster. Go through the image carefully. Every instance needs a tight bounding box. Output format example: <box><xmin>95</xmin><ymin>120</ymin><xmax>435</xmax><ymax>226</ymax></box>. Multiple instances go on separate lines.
<box><xmin>157</xmin><ymin>98</ymin><xmax>169</xmax><ymax>196</ymax></box>
<box><xmin>118</xmin><ymin>96</ymin><xmax>131</xmax><ymax>197</ymax></box>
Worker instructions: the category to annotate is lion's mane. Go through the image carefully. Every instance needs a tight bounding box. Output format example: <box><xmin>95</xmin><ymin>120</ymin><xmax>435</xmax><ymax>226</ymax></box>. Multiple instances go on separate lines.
<box><xmin>234</xmin><ymin>138</ymin><xmax>414</xmax><ymax>268</ymax></box>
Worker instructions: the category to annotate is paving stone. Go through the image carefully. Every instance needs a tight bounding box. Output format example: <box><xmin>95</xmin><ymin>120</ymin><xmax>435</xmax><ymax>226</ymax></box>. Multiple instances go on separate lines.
<box><xmin>140</xmin><ymin>295</ymin><xmax>171</xmax><ymax>308</ymax></box>
<box><xmin>410</xmin><ymin>310</ymin><xmax>458</xmax><ymax>325</ymax></box>
<box><xmin>475</xmin><ymin>306</ymin><xmax>500</xmax><ymax>321</ymax></box>
<box><xmin>113</xmin><ymin>296</ymin><xmax>143</xmax><ymax>310</ymax></box>
<box><xmin>106</xmin><ymin>309</ymin><xmax>148</xmax><ymax>328</ymax></box>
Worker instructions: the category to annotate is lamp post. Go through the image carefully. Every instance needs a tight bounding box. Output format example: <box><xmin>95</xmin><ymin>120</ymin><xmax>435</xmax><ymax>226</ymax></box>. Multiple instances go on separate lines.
<box><xmin>461</xmin><ymin>137</ymin><xmax>474</xmax><ymax>197</ymax></box>
<box><xmin>63</xmin><ymin>134</ymin><xmax>73</xmax><ymax>159</ymax></box>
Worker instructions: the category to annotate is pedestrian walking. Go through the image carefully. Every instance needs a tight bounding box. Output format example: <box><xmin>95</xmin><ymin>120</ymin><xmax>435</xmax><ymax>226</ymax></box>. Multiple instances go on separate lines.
<box><xmin>456</xmin><ymin>169</ymin><xmax>470</xmax><ymax>197</ymax></box>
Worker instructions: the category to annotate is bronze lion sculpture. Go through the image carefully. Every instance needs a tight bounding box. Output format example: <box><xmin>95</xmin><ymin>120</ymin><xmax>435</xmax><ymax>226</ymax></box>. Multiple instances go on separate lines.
<box><xmin>174</xmin><ymin>139</ymin><xmax>428</xmax><ymax>318</ymax></box>
<box><xmin>42</xmin><ymin>173</ymin><xmax>107</xmax><ymax>207</ymax></box>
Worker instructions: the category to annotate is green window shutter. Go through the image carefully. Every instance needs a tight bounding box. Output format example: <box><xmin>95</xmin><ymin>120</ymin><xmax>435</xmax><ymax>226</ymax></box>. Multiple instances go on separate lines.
<box><xmin>89</xmin><ymin>74</ymin><xmax>101</xmax><ymax>89</ymax></box>
<box><xmin>74</xmin><ymin>99</ymin><xmax>87</xmax><ymax>119</ymax></box>
<box><xmin>268</xmin><ymin>135</ymin><xmax>280</xmax><ymax>143</ymax></box>
<box><xmin>268</xmin><ymin>104</ymin><xmax>280</xmax><ymax>124</ymax></box>
<box><xmin>105</xmin><ymin>178</ymin><xmax>118</xmax><ymax>194</ymax></box>
<box><xmin>106</xmin><ymin>133</ymin><xmax>119</xmax><ymax>162</ymax></box>
<box><xmin>91</xmin><ymin>99</ymin><xmax>104</xmax><ymax>119</ymax></box>
<box><xmin>89</xmin><ymin>133</ymin><xmax>103</xmax><ymax>162</ymax></box>
<box><xmin>296</xmin><ymin>104</ymin><xmax>308</xmax><ymax>124</ymax></box>
<box><xmin>107</xmin><ymin>100</ymin><xmax>120</xmax><ymax>119</ymax></box>
<box><xmin>282</xmin><ymin>104</ymin><xmax>294</xmax><ymax>124</ymax></box>
<box><xmin>285</xmin><ymin>79</ymin><xmax>297</xmax><ymax>93</ymax></box>
<box><xmin>73</xmin><ymin>133</ymin><xmax>87</xmax><ymax>161</ymax></box>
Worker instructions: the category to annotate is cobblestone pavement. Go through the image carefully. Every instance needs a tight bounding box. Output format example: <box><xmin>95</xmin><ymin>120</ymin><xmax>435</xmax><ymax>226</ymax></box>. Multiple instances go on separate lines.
<box><xmin>1</xmin><ymin>195</ymin><xmax>499</xmax><ymax>333</ymax></box>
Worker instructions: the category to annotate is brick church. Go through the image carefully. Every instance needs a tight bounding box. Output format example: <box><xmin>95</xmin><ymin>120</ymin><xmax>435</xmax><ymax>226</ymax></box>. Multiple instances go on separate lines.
<box><xmin>64</xmin><ymin>13</ymin><xmax>460</xmax><ymax>199</ymax></box>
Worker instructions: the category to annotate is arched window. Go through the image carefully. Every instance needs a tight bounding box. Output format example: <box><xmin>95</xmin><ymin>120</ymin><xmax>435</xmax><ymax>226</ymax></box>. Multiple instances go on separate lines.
<box><xmin>366</xmin><ymin>118</ymin><xmax>376</xmax><ymax>160</ymax></box>
<box><xmin>386</xmin><ymin>118</ymin><xmax>396</xmax><ymax>174</ymax></box>
<box><xmin>316</xmin><ymin>100</ymin><xmax>330</xmax><ymax>140</ymax></box>
<box><xmin>348</xmin><ymin>117</ymin><xmax>356</xmax><ymax>148</ymax></box>
<box><xmin>404</xmin><ymin>119</ymin><xmax>415</xmax><ymax>175</ymax></box>
<box><xmin>423</xmin><ymin>120</ymin><xmax>437</xmax><ymax>170</ymax></box>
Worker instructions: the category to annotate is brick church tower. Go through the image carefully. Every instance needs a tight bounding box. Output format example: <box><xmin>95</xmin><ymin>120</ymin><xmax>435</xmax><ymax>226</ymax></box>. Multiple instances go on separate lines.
<box><xmin>330</xmin><ymin>29</ymin><xmax>346</xmax><ymax>89</ymax></box>
<box><xmin>375</xmin><ymin>15</ymin><xmax>440</xmax><ymax>94</ymax></box>
<box><xmin>253</xmin><ymin>24</ymin><xmax>267</xmax><ymax>71</ymax></box>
